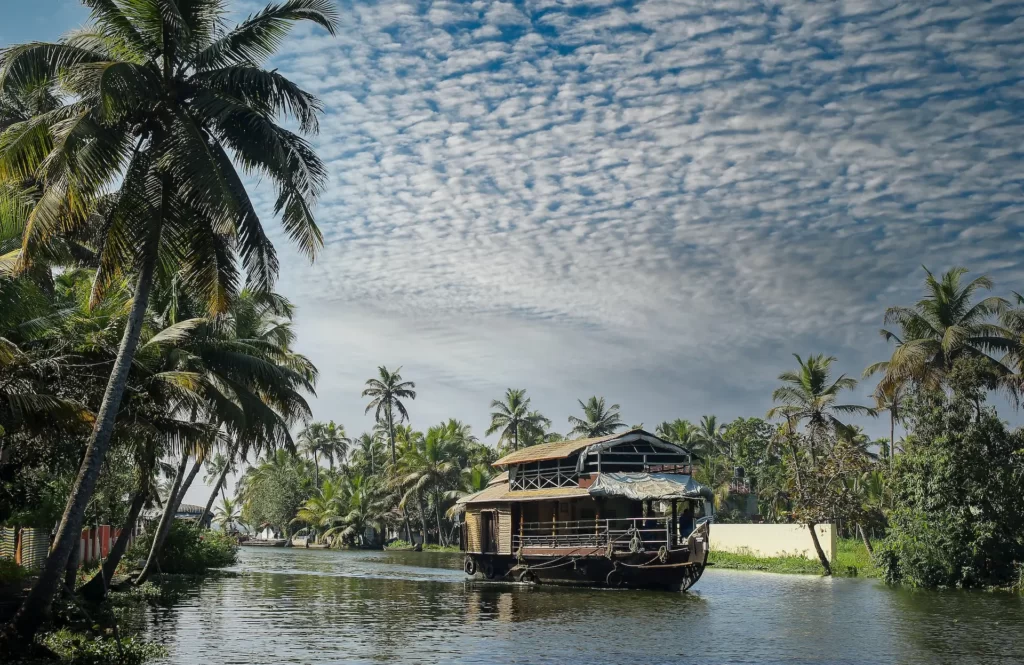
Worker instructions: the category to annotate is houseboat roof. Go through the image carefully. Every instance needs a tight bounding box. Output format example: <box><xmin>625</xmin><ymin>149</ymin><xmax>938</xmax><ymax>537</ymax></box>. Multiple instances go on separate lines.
<box><xmin>457</xmin><ymin>484</ymin><xmax>590</xmax><ymax>505</ymax></box>
<box><xmin>493</xmin><ymin>429</ymin><xmax>694</xmax><ymax>467</ymax></box>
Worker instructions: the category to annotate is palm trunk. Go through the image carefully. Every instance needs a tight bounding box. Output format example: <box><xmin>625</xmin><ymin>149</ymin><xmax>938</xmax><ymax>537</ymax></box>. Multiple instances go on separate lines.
<box><xmin>5</xmin><ymin>213</ymin><xmax>163</xmax><ymax>644</ymax></box>
<box><xmin>889</xmin><ymin>412</ymin><xmax>895</xmax><ymax>472</ymax></box>
<box><xmin>199</xmin><ymin>462</ymin><xmax>231</xmax><ymax>528</ymax></box>
<box><xmin>402</xmin><ymin>508</ymin><xmax>413</xmax><ymax>543</ymax></box>
<box><xmin>416</xmin><ymin>491</ymin><xmax>429</xmax><ymax>546</ymax></box>
<box><xmin>81</xmin><ymin>487</ymin><xmax>148</xmax><ymax>602</ymax></box>
<box><xmin>433</xmin><ymin>488</ymin><xmax>446</xmax><ymax>547</ymax></box>
<box><xmin>135</xmin><ymin>454</ymin><xmax>189</xmax><ymax>584</ymax></box>
<box><xmin>857</xmin><ymin>523</ymin><xmax>874</xmax><ymax>555</ymax></box>
<box><xmin>63</xmin><ymin>537</ymin><xmax>81</xmax><ymax>596</ymax></box>
<box><xmin>175</xmin><ymin>457</ymin><xmax>202</xmax><ymax>509</ymax></box>
<box><xmin>808</xmin><ymin>522</ymin><xmax>832</xmax><ymax>575</ymax></box>
<box><xmin>388</xmin><ymin>406</ymin><xmax>396</xmax><ymax>465</ymax></box>
<box><xmin>313</xmin><ymin>451</ymin><xmax>319</xmax><ymax>489</ymax></box>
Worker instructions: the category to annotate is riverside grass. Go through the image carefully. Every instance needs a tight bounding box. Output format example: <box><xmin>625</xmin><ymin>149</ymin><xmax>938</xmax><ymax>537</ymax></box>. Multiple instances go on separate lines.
<box><xmin>709</xmin><ymin>538</ymin><xmax>879</xmax><ymax>578</ymax></box>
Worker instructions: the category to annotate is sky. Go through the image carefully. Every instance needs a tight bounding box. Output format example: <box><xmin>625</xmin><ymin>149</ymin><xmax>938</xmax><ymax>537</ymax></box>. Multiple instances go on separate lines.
<box><xmin>3</xmin><ymin>0</ymin><xmax>1024</xmax><ymax>504</ymax></box>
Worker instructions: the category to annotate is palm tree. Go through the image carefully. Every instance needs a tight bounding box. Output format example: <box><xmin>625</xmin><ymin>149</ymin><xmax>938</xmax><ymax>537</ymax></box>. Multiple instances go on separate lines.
<box><xmin>199</xmin><ymin>453</ymin><xmax>236</xmax><ymax>526</ymax></box>
<box><xmin>290</xmin><ymin>479</ymin><xmax>342</xmax><ymax>544</ymax></box>
<box><xmin>445</xmin><ymin>464</ymin><xmax>493</xmax><ymax>519</ymax></box>
<box><xmin>398</xmin><ymin>423</ymin><xmax>460</xmax><ymax>546</ymax></box>
<box><xmin>0</xmin><ymin>0</ymin><xmax>337</xmax><ymax>638</ymax></box>
<box><xmin>136</xmin><ymin>295</ymin><xmax>316</xmax><ymax>585</ymax></box>
<box><xmin>766</xmin><ymin>354</ymin><xmax>875</xmax><ymax>463</ymax></box>
<box><xmin>486</xmin><ymin>388</ymin><xmax>533</xmax><ymax>451</ymax></box>
<box><xmin>691</xmin><ymin>415</ymin><xmax>727</xmax><ymax>459</ymax></box>
<box><xmin>865</xmin><ymin>267</ymin><xmax>1010</xmax><ymax>396</ymax></box>
<box><xmin>869</xmin><ymin>382</ymin><xmax>908</xmax><ymax>470</ymax></box>
<box><xmin>214</xmin><ymin>496</ymin><xmax>241</xmax><ymax>533</ymax></box>
<box><xmin>997</xmin><ymin>292</ymin><xmax>1024</xmax><ymax>401</ymax></box>
<box><xmin>298</xmin><ymin>421</ymin><xmax>349</xmax><ymax>488</ymax></box>
<box><xmin>351</xmin><ymin>432</ymin><xmax>382</xmax><ymax>476</ymax></box>
<box><xmin>321</xmin><ymin>421</ymin><xmax>350</xmax><ymax>470</ymax></box>
<box><xmin>656</xmin><ymin>419</ymin><xmax>698</xmax><ymax>446</ymax></box>
<box><xmin>362</xmin><ymin>366</ymin><xmax>416</xmax><ymax>465</ymax></box>
<box><xmin>324</xmin><ymin>473</ymin><xmax>389</xmax><ymax>548</ymax></box>
<box><xmin>567</xmin><ymin>396</ymin><xmax>625</xmax><ymax>438</ymax></box>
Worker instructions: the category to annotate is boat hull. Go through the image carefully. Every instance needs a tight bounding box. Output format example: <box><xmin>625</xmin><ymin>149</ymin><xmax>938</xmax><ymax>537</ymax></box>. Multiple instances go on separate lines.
<box><xmin>241</xmin><ymin>539</ymin><xmax>288</xmax><ymax>547</ymax></box>
<box><xmin>465</xmin><ymin>548</ymin><xmax>707</xmax><ymax>592</ymax></box>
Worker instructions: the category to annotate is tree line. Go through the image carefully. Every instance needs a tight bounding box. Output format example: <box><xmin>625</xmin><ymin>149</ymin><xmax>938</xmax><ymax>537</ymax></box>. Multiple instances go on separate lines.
<box><xmin>265</xmin><ymin>266</ymin><xmax>1024</xmax><ymax>589</ymax></box>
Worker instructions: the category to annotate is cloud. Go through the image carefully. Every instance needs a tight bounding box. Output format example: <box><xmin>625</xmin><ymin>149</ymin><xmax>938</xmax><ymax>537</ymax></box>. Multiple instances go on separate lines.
<box><xmin>197</xmin><ymin>0</ymin><xmax>1024</xmax><ymax>497</ymax></box>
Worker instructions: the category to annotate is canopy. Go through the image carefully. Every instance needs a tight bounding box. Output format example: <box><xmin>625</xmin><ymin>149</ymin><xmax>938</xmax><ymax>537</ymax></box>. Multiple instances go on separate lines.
<box><xmin>587</xmin><ymin>472</ymin><xmax>713</xmax><ymax>501</ymax></box>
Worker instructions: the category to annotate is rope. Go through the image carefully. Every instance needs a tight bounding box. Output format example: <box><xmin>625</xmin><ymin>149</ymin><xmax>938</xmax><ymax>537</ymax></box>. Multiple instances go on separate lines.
<box><xmin>505</xmin><ymin>545</ymin><xmax>593</xmax><ymax>579</ymax></box>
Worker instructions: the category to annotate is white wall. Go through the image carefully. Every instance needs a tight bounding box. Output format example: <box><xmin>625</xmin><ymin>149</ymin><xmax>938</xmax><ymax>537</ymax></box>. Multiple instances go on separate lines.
<box><xmin>710</xmin><ymin>523</ymin><xmax>836</xmax><ymax>561</ymax></box>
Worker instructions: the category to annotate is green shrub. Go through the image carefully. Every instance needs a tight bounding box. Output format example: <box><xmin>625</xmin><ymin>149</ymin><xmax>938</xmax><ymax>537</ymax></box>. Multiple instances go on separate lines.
<box><xmin>123</xmin><ymin>521</ymin><xmax>237</xmax><ymax>575</ymax></box>
<box><xmin>37</xmin><ymin>629</ymin><xmax>165</xmax><ymax>665</ymax></box>
<box><xmin>878</xmin><ymin>360</ymin><xmax>1024</xmax><ymax>589</ymax></box>
<box><xmin>0</xmin><ymin>558</ymin><xmax>28</xmax><ymax>585</ymax></box>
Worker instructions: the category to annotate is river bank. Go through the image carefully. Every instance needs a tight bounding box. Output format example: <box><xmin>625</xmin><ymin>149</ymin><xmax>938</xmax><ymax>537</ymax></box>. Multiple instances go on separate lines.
<box><xmin>708</xmin><ymin>537</ymin><xmax>879</xmax><ymax>578</ymax></box>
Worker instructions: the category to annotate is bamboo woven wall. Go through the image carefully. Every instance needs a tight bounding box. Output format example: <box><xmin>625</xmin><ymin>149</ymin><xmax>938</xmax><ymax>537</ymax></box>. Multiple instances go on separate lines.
<box><xmin>498</xmin><ymin>506</ymin><xmax>512</xmax><ymax>554</ymax></box>
<box><xmin>466</xmin><ymin>510</ymin><xmax>482</xmax><ymax>553</ymax></box>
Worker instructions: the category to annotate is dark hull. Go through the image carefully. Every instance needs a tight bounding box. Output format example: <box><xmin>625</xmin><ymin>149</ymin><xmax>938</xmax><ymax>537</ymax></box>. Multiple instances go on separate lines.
<box><xmin>466</xmin><ymin>549</ymin><xmax>707</xmax><ymax>592</ymax></box>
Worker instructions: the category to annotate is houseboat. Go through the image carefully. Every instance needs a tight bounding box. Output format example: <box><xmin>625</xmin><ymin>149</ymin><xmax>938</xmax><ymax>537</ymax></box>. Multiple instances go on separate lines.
<box><xmin>457</xmin><ymin>429</ymin><xmax>713</xmax><ymax>591</ymax></box>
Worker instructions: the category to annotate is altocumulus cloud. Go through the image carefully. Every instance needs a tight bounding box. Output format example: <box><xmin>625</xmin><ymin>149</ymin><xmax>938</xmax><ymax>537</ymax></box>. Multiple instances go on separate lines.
<box><xmin>234</xmin><ymin>0</ymin><xmax>1024</xmax><ymax>443</ymax></box>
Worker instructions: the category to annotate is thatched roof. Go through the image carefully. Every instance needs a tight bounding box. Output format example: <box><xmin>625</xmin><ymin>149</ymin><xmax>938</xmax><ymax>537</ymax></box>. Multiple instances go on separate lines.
<box><xmin>456</xmin><ymin>484</ymin><xmax>590</xmax><ymax>505</ymax></box>
<box><xmin>492</xmin><ymin>432</ymin><xmax>624</xmax><ymax>467</ymax></box>
<box><xmin>493</xmin><ymin>429</ymin><xmax>692</xmax><ymax>467</ymax></box>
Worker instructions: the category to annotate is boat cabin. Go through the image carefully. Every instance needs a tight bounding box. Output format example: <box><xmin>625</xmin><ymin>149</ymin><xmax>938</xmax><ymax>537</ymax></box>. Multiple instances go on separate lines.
<box><xmin>458</xmin><ymin>429</ymin><xmax>713</xmax><ymax>590</ymax></box>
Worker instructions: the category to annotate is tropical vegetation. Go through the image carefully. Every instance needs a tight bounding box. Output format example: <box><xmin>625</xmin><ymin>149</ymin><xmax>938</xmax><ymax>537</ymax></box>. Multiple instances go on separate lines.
<box><xmin>0</xmin><ymin>0</ymin><xmax>1021</xmax><ymax>649</ymax></box>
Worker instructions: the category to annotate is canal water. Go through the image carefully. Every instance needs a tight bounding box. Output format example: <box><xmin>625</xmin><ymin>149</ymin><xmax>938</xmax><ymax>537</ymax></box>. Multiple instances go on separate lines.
<box><xmin>142</xmin><ymin>547</ymin><xmax>1024</xmax><ymax>664</ymax></box>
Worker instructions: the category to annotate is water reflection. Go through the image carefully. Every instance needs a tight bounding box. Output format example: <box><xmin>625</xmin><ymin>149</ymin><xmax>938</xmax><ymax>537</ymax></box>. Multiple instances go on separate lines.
<box><xmin>142</xmin><ymin>548</ymin><xmax>1024</xmax><ymax>665</ymax></box>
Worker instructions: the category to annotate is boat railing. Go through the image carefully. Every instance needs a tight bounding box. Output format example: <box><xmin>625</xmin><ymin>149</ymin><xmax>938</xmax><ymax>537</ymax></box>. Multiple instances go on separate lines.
<box><xmin>510</xmin><ymin>464</ymin><xmax>580</xmax><ymax>491</ymax></box>
<box><xmin>513</xmin><ymin>517</ymin><xmax>676</xmax><ymax>551</ymax></box>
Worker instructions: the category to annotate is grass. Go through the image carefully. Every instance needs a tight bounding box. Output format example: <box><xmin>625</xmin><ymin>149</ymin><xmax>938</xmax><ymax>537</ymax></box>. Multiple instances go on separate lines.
<box><xmin>708</xmin><ymin>538</ymin><xmax>880</xmax><ymax>578</ymax></box>
<box><xmin>384</xmin><ymin>540</ymin><xmax>460</xmax><ymax>553</ymax></box>
<box><xmin>0</xmin><ymin>559</ymin><xmax>28</xmax><ymax>585</ymax></box>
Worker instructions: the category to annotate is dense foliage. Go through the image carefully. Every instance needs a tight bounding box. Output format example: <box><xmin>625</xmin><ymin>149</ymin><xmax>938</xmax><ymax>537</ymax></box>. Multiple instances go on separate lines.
<box><xmin>36</xmin><ymin>629</ymin><xmax>165</xmax><ymax>665</ymax></box>
<box><xmin>123</xmin><ymin>522</ymin><xmax>237</xmax><ymax>576</ymax></box>
<box><xmin>878</xmin><ymin>359</ymin><xmax>1024</xmax><ymax>588</ymax></box>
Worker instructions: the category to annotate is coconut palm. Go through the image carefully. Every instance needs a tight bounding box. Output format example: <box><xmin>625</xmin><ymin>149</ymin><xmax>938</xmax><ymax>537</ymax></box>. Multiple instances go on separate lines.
<box><xmin>445</xmin><ymin>464</ymin><xmax>493</xmax><ymax>520</ymax></box>
<box><xmin>656</xmin><ymin>419</ymin><xmax>698</xmax><ymax>446</ymax></box>
<box><xmin>324</xmin><ymin>473</ymin><xmax>388</xmax><ymax>548</ymax></box>
<box><xmin>996</xmin><ymin>291</ymin><xmax>1024</xmax><ymax>401</ymax></box>
<box><xmin>865</xmin><ymin>267</ymin><xmax>1011</xmax><ymax>396</ymax></box>
<box><xmin>135</xmin><ymin>297</ymin><xmax>317</xmax><ymax>585</ymax></box>
<box><xmin>297</xmin><ymin>421</ymin><xmax>349</xmax><ymax>488</ymax></box>
<box><xmin>362</xmin><ymin>366</ymin><xmax>416</xmax><ymax>465</ymax></box>
<box><xmin>691</xmin><ymin>415</ymin><xmax>727</xmax><ymax>459</ymax></box>
<box><xmin>767</xmin><ymin>354</ymin><xmax>875</xmax><ymax>463</ymax></box>
<box><xmin>567</xmin><ymin>396</ymin><xmax>625</xmax><ymax>439</ymax></box>
<box><xmin>351</xmin><ymin>431</ymin><xmax>383</xmax><ymax>476</ymax></box>
<box><xmin>397</xmin><ymin>424</ymin><xmax>461</xmax><ymax>546</ymax></box>
<box><xmin>0</xmin><ymin>0</ymin><xmax>337</xmax><ymax>637</ymax></box>
<box><xmin>869</xmin><ymin>382</ymin><xmax>908</xmax><ymax>469</ymax></box>
<box><xmin>486</xmin><ymin>388</ymin><xmax>535</xmax><ymax>451</ymax></box>
<box><xmin>214</xmin><ymin>496</ymin><xmax>241</xmax><ymax>533</ymax></box>
<box><xmin>290</xmin><ymin>479</ymin><xmax>342</xmax><ymax>544</ymax></box>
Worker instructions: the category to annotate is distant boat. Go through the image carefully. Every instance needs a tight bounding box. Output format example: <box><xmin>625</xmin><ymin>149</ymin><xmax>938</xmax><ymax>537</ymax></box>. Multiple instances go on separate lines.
<box><xmin>242</xmin><ymin>538</ymin><xmax>287</xmax><ymax>547</ymax></box>
<box><xmin>243</xmin><ymin>526</ymin><xmax>288</xmax><ymax>547</ymax></box>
